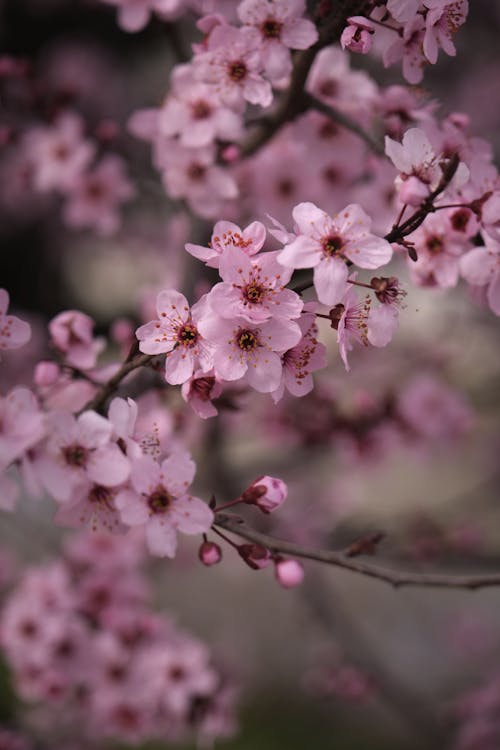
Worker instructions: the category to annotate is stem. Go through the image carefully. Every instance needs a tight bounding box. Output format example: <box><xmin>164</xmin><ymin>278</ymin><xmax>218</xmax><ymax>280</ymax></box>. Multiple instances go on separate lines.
<box><xmin>80</xmin><ymin>353</ymin><xmax>155</xmax><ymax>415</ymax></box>
<box><xmin>214</xmin><ymin>512</ymin><xmax>500</xmax><ymax>590</ymax></box>
<box><xmin>304</xmin><ymin>92</ymin><xmax>384</xmax><ymax>154</ymax></box>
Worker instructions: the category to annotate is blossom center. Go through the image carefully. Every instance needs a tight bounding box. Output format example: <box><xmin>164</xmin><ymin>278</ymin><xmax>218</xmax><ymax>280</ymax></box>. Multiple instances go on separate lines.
<box><xmin>89</xmin><ymin>485</ymin><xmax>114</xmax><ymax>506</ymax></box>
<box><xmin>228</xmin><ymin>60</ymin><xmax>247</xmax><ymax>82</ymax></box>
<box><xmin>187</xmin><ymin>163</ymin><xmax>206</xmax><ymax>181</ymax></box>
<box><xmin>450</xmin><ymin>209</ymin><xmax>470</xmax><ymax>232</ymax></box>
<box><xmin>63</xmin><ymin>443</ymin><xmax>88</xmax><ymax>468</ymax></box>
<box><xmin>426</xmin><ymin>235</ymin><xmax>444</xmax><ymax>255</ymax></box>
<box><xmin>191</xmin><ymin>99</ymin><xmax>212</xmax><ymax>120</ymax></box>
<box><xmin>261</xmin><ymin>17</ymin><xmax>282</xmax><ymax>39</ymax></box>
<box><xmin>148</xmin><ymin>485</ymin><xmax>173</xmax><ymax>514</ymax></box>
<box><xmin>236</xmin><ymin>329</ymin><xmax>258</xmax><ymax>352</ymax></box>
<box><xmin>322</xmin><ymin>234</ymin><xmax>344</xmax><ymax>257</ymax></box>
<box><xmin>242</xmin><ymin>281</ymin><xmax>265</xmax><ymax>304</ymax></box>
<box><xmin>177</xmin><ymin>323</ymin><xmax>198</xmax><ymax>348</ymax></box>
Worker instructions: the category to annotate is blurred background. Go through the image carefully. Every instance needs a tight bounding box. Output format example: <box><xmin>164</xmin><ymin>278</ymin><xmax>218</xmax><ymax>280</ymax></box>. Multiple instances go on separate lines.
<box><xmin>1</xmin><ymin>1</ymin><xmax>500</xmax><ymax>748</ymax></box>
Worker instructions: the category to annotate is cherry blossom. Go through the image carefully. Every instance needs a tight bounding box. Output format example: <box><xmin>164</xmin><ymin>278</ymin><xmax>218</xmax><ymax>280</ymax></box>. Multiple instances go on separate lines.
<box><xmin>49</xmin><ymin>310</ymin><xmax>104</xmax><ymax>370</ymax></box>
<box><xmin>186</xmin><ymin>219</ymin><xmax>266</xmax><ymax>268</ymax></box>
<box><xmin>241</xmin><ymin>474</ymin><xmax>288</xmax><ymax>513</ymax></box>
<box><xmin>459</xmin><ymin>233</ymin><xmax>500</xmax><ymax>315</ymax></box>
<box><xmin>0</xmin><ymin>289</ymin><xmax>31</xmax><ymax>353</ymax></box>
<box><xmin>341</xmin><ymin>16</ymin><xmax>375</xmax><ymax>54</ymax></box>
<box><xmin>63</xmin><ymin>155</ymin><xmax>135</xmax><ymax>236</ymax></box>
<box><xmin>36</xmin><ymin>411</ymin><xmax>130</xmax><ymax>503</ymax></box>
<box><xmin>198</xmin><ymin>313</ymin><xmax>301</xmax><ymax>392</ymax></box>
<box><xmin>207</xmin><ymin>247</ymin><xmax>302</xmax><ymax>324</ymax></box>
<box><xmin>237</xmin><ymin>0</ymin><xmax>318</xmax><ymax>82</ymax></box>
<box><xmin>115</xmin><ymin>452</ymin><xmax>213</xmax><ymax>557</ymax></box>
<box><xmin>385</xmin><ymin>127</ymin><xmax>469</xmax><ymax>205</ymax></box>
<box><xmin>25</xmin><ymin>113</ymin><xmax>95</xmax><ymax>193</ymax></box>
<box><xmin>181</xmin><ymin>369</ymin><xmax>223</xmax><ymax>419</ymax></box>
<box><xmin>136</xmin><ymin>290</ymin><xmax>214</xmax><ymax>384</ymax></box>
<box><xmin>277</xmin><ymin>202</ymin><xmax>393</xmax><ymax>305</ymax></box>
<box><xmin>194</xmin><ymin>25</ymin><xmax>272</xmax><ymax>109</ymax></box>
<box><xmin>271</xmin><ymin>308</ymin><xmax>327</xmax><ymax>402</ymax></box>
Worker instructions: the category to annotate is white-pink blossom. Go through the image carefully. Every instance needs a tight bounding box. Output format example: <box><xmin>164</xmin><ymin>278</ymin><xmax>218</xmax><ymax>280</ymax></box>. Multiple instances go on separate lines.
<box><xmin>278</xmin><ymin>202</ymin><xmax>393</xmax><ymax>305</ymax></box>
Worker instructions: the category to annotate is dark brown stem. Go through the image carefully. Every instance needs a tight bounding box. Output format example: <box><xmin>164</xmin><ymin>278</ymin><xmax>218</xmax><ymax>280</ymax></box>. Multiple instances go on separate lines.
<box><xmin>214</xmin><ymin>512</ymin><xmax>500</xmax><ymax>590</ymax></box>
<box><xmin>80</xmin><ymin>353</ymin><xmax>154</xmax><ymax>414</ymax></box>
<box><xmin>238</xmin><ymin>0</ymin><xmax>377</xmax><ymax>159</ymax></box>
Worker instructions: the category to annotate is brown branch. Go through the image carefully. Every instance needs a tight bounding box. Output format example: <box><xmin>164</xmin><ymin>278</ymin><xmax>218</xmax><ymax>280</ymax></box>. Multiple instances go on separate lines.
<box><xmin>81</xmin><ymin>353</ymin><xmax>154</xmax><ymax>414</ymax></box>
<box><xmin>304</xmin><ymin>92</ymin><xmax>384</xmax><ymax>155</ymax></box>
<box><xmin>238</xmin><ymin>0</ymin><xmax>377</xmax><ymax>159</ymax></box>
<box><xmin>214</xmin><ymin>512</ymin><xmax>500</xmax><ymax>590</ymax></box>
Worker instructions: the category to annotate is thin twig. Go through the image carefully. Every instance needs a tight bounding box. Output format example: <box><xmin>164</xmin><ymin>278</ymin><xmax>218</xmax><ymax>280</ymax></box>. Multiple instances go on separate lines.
<box><xmin>305</xmin><ymin>92</ymin><xmax>384</xmax><ymax>154</ymax></box>
<box><xmin>214</xmin><ymin>513</ymin><xmax>500</xmax><ymax>590</ymax></box>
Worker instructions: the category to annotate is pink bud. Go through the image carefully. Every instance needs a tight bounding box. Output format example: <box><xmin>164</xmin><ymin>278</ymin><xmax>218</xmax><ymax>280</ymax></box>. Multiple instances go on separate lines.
<box><xmin>221</xmin><ymin>144</ymin><xmax>241</xmax><ymax>163</ymax></box>
<box><xmin>237</xmin><ymin>544</ymin><xmax>272</xmax><ymax>570</ymax></box>
<box><xmin>274</xmin><ymin>558</ymin><xmax>304</xmax><ymax>588</ymax></box>
<box><xmin>34</xmin><ymin>360</ymin><xmax>61</xmax><ymax>386</ymax></box>
<box><xmin>241</xmin><ymin>476</ymin><xmax>287</xmax><ymax>514</ymax></box>
<box><xmin>198</xmin><ymin>541</ymin><xmax>222</xmax><ymax>566</ymax></box>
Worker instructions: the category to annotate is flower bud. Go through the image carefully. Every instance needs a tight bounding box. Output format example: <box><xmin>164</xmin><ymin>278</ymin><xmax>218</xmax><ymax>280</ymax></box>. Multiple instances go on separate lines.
<box><xmin>241</xmin><ymin>476</ymin><xmax>287</xmax><ymax>514</ymax></box>
<box><xmin>237</xmin><ymin>544</ymin><xmax>272</xmax><ymax>570</ymax></box>
<box><xmin>274</xmin><ymin>558</ymin><xmax>304</xmax><ymax>588</ymax></box>
<box><xmin>198</xmin><ymin>541</ymin><xmax>222</xmax><ymax>566</ymax></box>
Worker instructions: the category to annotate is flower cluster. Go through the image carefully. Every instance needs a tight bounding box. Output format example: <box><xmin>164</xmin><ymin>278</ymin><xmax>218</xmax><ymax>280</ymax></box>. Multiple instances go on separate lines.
<box><xmin>0</xmin><ymin>532</ymin><xmax>236</xmax><ymax>746</ymax></box>
<box><xmin>341</xmin><ymin>1</ymin><xmax>469</xmax><ymax>84</ymax></box>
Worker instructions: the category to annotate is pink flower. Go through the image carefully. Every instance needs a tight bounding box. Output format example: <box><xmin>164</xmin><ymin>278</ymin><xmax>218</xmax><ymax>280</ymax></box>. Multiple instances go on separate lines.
<box><xmin>25</xmin><ymin>113</ymin><xmax>95</xmax><ymax>193</ymax></box>
<box><xmin>0</xmin><ymin>388</ymin><xmax>45</xmax><ymax>470</ymax></box>
<box><xmin>271</xmin><ymin>308</ymin><xmax>327</xmax><ymax>402</ymax></box>
<box><xmin>385</xmin><ymin>127</ymin><xmax>469</xmax><ymax>206</ymax></box>
<box><xmin>278</xmin><ymin>202</ymin><xmax>392</xmax><ymax>305</ymax></box>
<box><xmin>397</xmin><ymin>374</ymin><xmax>473</xmax><ymax>439</ymax></box>
<box><xmin>241</xmin><ymin>475</ymin><xmax>287</xmax><ymax>513</ymax></box>
<box><xmin>181</xmin><ymin>369</ymin><xmax>223</xmax><ymax>419</ymax></box>
<box><xmin>55</xmin><ymin>483</ymin><xmax>126</xmax><ymax>534</ymax></box>
<box><xmin>115</xmin><ymin>452</ymin><xmax>214</xmax><ymax>558</ymax></box>
<box><xmin>136</xmin><ymin>290</ymin><xmax>213</xmax><ymax>384</ymax></box>
<box><xmin>383</xmin><ymin>15</ymin><xmax>427</xmax><ymax>84</ymax></box>
<box><xmin>237</xmin><ymin>0</ymin><xmax>318</xmax><ymax>82</ymax></box>
<box><xmin>63</xmin><ymin>155</ymin><xmax>135</xmax><ymax>236</ymax></box>
<box><xmin>185</xmin><ymin>219</ymin><xmax>266</xmax><ymax>268</ymax></box>
<box><xmin>0</xmin><ymin>289</ymin><xmax>31</xmax><ymax>353</ymax></box>
<box><xmin>341</xmin><ymin>16</ymin><xmax>375</xmax><ymax>54</ymax></box>
<box><xmin>207</xmin><ymin>247</ymin><xmax>302</xmax><ymax>323</ymax></box>
<box><xmin>198</xmin><ymin>314</ymin><xmax>301</xmax><ymax>392</ymax></box>
<box><xmin>330</xmin><ymin>283</ymin><xmax>398</xmax><ymax>371</ymax></box>
<box><xmin>159</xmin><ymin>142</ymin><xmax>238</xmax><ymax>219</ymax></box>
<box><xmin>409</xmin><ymin>212</ymin><xmax>471</xmax><ymax>288</ymax></box>
<box><xmin>36</xmin><ymin>410</ymin><xmax>130</xmax><ymax>503</ymax></box>
<box><xmin>49</xmin><ymin>310</ymin><xmax>104</xmax><ymax>370</ymax></box>
<box><xmin>423</xmin><ymin>0</ymin><xmax>468</xmax><ymax>65</ymax></box>
<box><xmin>460</xmin><ymin>234</ymin><xmax>500</xmax><ymax>315</ymax></box>
<box><xmin>158</xmin><ymin>64</ymin><xmax>243</xmax><ymax>147</ymax></box>
<box><xmin>100</xmin><ymin>0</ymin><xmax>183</xmax><ymax>32</ymax></box>
<box><xmin>194</xmin><ymin>25</ymin><xmax>272</xmax><ymax>109</ymax></box>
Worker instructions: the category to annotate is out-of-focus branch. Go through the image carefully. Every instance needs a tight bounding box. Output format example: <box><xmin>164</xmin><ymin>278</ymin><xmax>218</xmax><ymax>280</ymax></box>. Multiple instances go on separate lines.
<box><xmin>81</xmin><ymin>351</ymin><xmax>154</xmax><ymax>414</ymax></box>
<box><xmin>304</xmin><ymin>92</ymin><xmax>384</xmax><ymax>154</ymax></box>
<box><xmin>214</xmin><ymin>512</ymin><xmax>500</xmax><ymax>590</ymax></box>
<box><xmin>239</xmin><ymin>0</ymin><xmax>377</xmax><ymax>159</ymax></box>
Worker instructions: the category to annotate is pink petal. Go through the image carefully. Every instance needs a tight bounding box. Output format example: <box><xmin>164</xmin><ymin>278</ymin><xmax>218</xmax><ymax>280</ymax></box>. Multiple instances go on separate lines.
<box><xmin>313</xmin><ymin>257</ymin><xmax>348</xmax><ymax>305</ymax></box>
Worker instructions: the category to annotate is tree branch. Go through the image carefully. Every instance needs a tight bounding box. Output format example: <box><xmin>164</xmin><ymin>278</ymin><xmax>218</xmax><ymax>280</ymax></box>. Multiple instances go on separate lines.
<box><xmin>238</xmin><ymin>0</ymin><xmax>377</xmax><ymax>159</ymax></box>
<box><xmin>81</xmin><ymin>353</ymin><xmax>154</xmax><ymax>414</ymax></box>
<box><xmin>214</xmin><ymin>512</ymin><xmax>500</xmax><ymax>590</ymax></box>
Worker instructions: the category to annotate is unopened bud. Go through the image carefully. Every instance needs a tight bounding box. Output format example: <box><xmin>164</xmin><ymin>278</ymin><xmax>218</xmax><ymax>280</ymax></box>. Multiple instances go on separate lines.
<box><xmin>274</xmin><ymin>558</ymin><xmax>304</xmax><ymax>588</ymax></box>
<box><xmin>198</xmin><ymin>541</ymin><xmax>222</xmax><ymax>566</ymax></box>
<box><xmin>238</xmin><ymin>544</ymin><xmax>272</xmax><ymax>570</ymax></box>
<box><xmin>241</xmin><ymin>475</ymin><xmax>287</xmax><ymax>514</ymax></box>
